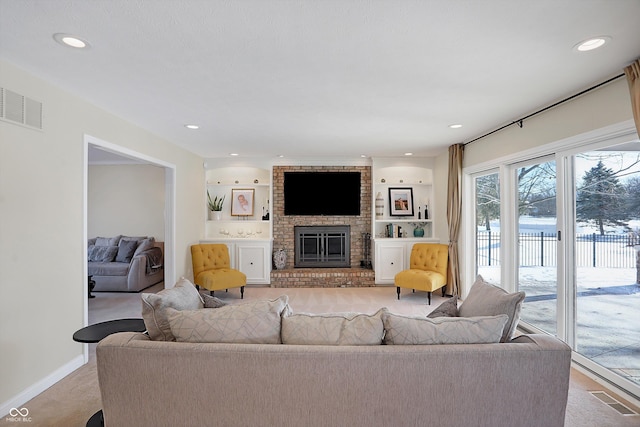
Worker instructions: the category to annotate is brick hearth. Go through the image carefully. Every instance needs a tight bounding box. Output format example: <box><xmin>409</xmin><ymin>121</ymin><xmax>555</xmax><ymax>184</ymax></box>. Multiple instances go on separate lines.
<box><xmin>270</xmin><ymin>267</ymin><xmax>375</xmax><ymax>287</ymax></box>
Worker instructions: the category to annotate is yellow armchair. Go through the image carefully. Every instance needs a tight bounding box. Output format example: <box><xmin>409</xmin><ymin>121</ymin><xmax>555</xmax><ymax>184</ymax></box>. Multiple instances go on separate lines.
<box><xmin>191</xmin><ymin>244</ymin><xmax>246</xmax><ymax>298</ymax></box>
<box><xmin>394</xmin><ymin>243</ymin><xmax>448</xmax><ymax>305</ymax></box>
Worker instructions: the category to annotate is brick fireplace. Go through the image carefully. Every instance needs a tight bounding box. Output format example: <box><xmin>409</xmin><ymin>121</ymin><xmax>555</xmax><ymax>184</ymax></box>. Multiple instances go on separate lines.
<box><xmin>270</xmin><ymin>165</ymin><xmax>374</xmax><ymax>287</ymax></box>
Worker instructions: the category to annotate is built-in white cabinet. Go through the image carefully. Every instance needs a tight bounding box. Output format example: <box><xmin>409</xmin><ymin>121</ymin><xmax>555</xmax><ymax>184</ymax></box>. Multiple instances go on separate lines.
<box><xmin>374</xmin><ymin>241</ymin><xmax>406</xmax><ymax>283</ymax></box>
<box><xmin>200</xmin><ymin>239</ymin><xmax>272</xmax><ymax>284</ymax></box>
<box><xmin>371</xmin><ymin>157</ymin><xmax>439</xmax><ymax>284</ymax></box>
<box><xmin>203</xmin><ymin>160</ymin><xmax>273</xmax><ymax>284</ymax></box>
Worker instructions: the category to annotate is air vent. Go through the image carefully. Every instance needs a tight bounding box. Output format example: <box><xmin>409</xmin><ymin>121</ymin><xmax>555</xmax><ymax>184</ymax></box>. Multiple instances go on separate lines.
<box><xmin>589</xmin><ymin>391</ymin><xmax>638</xmax><ymax>416</ymax></box>
<box><xmin>0</xmin><ymin>87</ymin><xmax>43</xmax><ymax>130</ymax></box>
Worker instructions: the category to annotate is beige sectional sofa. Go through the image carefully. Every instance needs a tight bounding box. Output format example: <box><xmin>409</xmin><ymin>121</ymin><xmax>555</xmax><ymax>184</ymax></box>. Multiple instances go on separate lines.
<box><xmin>96</xmin><ymin>277</ymin><xmax>572</xmax><ymax>427</ymax></box>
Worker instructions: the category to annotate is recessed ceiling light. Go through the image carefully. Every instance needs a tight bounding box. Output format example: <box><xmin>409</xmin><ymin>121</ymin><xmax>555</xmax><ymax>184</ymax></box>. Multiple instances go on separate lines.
<box><xmin>184</xmin><ymin>124</ymin><xmax>199</xmax><ymax>130</ymax></box>
<box><xmin>230</xmin><ymin>153</ymin><xmax>239</xmax><ymax>156</ymax></box>
<box><xmin>404</xmin><ymin>152</ymin><xmax>413</xmax><ymax>156</ymax></box>
<box><xmin>449</xmin><ymin>124</ymin><xmax>463</xmax><ymax>129</ymax></box>
<box><xmin>360</xmin><ymin>154</ymin><xmax>368</xmax><ymax>158</ymax></box>
<box><xmin>277</xmin><ymin>154</ymin><xmax>285</xmax><ymax>158</ymax></box>
<box><xmin>53</xmin><ymin>33</ymin><xmax>90</xmax><ymax>49</ymax></box>
<box><xmin>574</xmin><ymin>36</ymin><xmax>610</xmax><ymax>52</ymax></box>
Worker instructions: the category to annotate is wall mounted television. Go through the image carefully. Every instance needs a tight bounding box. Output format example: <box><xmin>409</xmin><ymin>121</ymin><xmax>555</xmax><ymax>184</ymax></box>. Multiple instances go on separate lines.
<box><xmin>284</xmin><ymin>171</ymin><xmax>361</xmax><ymax>216</ymax></box>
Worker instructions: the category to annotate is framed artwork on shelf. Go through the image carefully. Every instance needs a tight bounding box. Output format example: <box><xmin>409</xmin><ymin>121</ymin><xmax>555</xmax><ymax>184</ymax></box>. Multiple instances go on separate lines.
<box><xmin>389</xmin><ymin>187</ymin><xmax>414</xmax><ymax>216</ymax></box>
<box><xmin>231</xmin><ymin>188</ymin><xmax>255</xmax><ymax>216</ymax></box>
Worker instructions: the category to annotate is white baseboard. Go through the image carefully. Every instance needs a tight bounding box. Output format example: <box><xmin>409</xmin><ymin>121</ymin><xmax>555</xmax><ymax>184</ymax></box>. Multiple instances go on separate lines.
<box><xmin>0</xmin><ymin>355</ymin><xmax>85</xmax><ymax>418</ymax></box>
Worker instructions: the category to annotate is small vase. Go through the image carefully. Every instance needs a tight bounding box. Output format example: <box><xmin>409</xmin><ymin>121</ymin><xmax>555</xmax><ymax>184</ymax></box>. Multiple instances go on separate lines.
<box><xmin>413</xmin><ymin>227</ymin><xmax>425</xmax><ymax>238</ymax></box>
<box><xmin>210</xmin><ymin>211</ymin><xmax>222</xmax><ymax>221</ymax></box>
<box><xmin>273</xmin><ymin>248</ymin><xmax>287</xmax><ymax>270</ymax></box>
<box><xmin>375</xmin><ymin>192</ymin><xmax>384</xmax><ymax>218</ymax></box>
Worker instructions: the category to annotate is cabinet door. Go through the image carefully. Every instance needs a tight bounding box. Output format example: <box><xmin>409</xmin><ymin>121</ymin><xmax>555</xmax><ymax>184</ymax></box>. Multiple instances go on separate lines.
<box><xmin>236</xmin><ymin>244</ymin><xmax>269</xmax><ymax>284</ymax></box>
<box><xmin>375</xmin><ymin>243</ymin><xmax>406</xmax><ymax>284</ymax></box>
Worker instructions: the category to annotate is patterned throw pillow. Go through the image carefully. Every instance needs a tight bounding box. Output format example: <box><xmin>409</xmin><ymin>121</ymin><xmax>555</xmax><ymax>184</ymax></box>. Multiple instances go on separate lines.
<box><xmin>88</xmin><ymin>245</ymin><xmax>118</xmax><ymax>262</ymax></box>
<box><xmin>382</xmin><ymin>312</ymin><xmax>508</xmax><ymax>345</ymax></box>
<box><xmin>141</xmin><ymin>278</ymin><xmax>204</xmax><ymax>341</ymax></box>
<box><xmin>458</xmin><ymin>275</ymin><xmax>525</xmax><ymax>342</ymax></box>
<box><xmin>426</xmin><ymin>296</ymin><xmax>459</xmax><ymax>318</ymax></box>
<box><xmin>281</xmin><ymin>308</ymin><xmax>387</xmax><ymax>345</ymax></box>
<box><xmin>167</xmin><ymin>295</ymin><xmax>290</xmax><ymax>344</ymax></box>
<box><xmin>201</xmin><ymin>294</ymin><xmax>227</xmax><ymax>308</ymax></box>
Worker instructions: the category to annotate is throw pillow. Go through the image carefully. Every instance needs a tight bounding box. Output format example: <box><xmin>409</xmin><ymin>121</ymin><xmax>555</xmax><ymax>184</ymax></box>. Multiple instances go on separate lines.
<box><xmin>281</xmin><ymin>308</ymin><xmax>387</xmax><ymax>345</ymax></box>
<box><xmin>95</xmin><ymin>235</ymin><xmax>121</xmax><ymax>246</ymax></box>
<box><xmin>202</xmin><ymin>294</ymin><xmax>227</xmax><ymax>308</ymax></box>
<box><xmin>382</xmin><ymin>312</ymin><xmax>508</xmax><ymax>345</ymax></box>
<box><xmin>88</xmin><ymin>245</ymin><xmax>118</xmax><ymax>262</ymax></box>
<box><xmin>458</xmin><ymin>275</ymin><xmax>526</xmax><ymax>343</ymax></box>
<box><xmin>115</xmin><ymin>239</ymin><xmax>138</xmax><ymax>263</ymax></box>
<box><xmin>141</xmin><ymin>277</ymin><xmax>204</xmax><ymax>341</ymax></box>
<box><xmin>167</xmin><ymin>295</ymin><xmax>290</xmax><ymax>344</ymax></box>
<box><xmin>426</xmin><ymin>296</ymin><xmax>459</xmax><ymax>318</ymax></box>
<box><xmin>133</xmin><ymin>237</ymin><xmax>155</xmax><ymax>257</ymax></box>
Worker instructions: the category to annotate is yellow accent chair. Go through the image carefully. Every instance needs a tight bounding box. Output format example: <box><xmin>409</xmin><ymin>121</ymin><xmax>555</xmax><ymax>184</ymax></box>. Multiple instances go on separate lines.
<box><xmin>191</xmin><ymin>244</ymin><xmax>246</xmax><ymax>298</ymax></box>
<box><xmin>394</xmin><ymin>243</ymin><xmax>448</xmax><ymax>305</ymax></box>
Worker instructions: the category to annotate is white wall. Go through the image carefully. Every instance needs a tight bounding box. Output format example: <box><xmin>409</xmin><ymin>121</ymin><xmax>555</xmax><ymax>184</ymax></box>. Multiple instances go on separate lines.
<box><xmin>88</xmin><ymin>164</ymin><xmax>165</xmax><ymax>240</ymax></box>
<box><xmin>0</xmin><ymin>60</ymin><xmax>204</xmax><ymax>410</ymax></box>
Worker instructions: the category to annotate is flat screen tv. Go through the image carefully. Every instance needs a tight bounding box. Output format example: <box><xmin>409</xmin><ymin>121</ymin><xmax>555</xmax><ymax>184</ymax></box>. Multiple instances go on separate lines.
<box><xmin>284</xmin><ymin>172</ymin><xmax>361</xmax><ymax>216</ymax></box>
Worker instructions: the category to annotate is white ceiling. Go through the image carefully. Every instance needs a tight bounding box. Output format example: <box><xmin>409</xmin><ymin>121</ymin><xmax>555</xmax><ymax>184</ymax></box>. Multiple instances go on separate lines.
<box><xmin>2</xmin><ymin>0</ymin><xmax>640</xmax><ymax>160</ymax></box>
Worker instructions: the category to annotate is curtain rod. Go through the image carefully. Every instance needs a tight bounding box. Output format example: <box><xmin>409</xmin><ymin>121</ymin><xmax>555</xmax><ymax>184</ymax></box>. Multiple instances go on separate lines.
<box><xmin>463</xmin><ymin>73</ymin><xmax>626</xmax><ymax>147</ymax></box>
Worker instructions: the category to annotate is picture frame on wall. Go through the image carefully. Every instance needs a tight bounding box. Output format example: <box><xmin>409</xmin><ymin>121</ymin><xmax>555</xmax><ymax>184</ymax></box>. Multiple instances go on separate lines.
<box><xmin>231</xmin><ymin>188</ymin><xmax>255</xmax><ymax>216</ymax></box>
<box><xmin>389</xmin><ymin>187</ymin><xmax>414</xmax><ymax>216</ymax></box>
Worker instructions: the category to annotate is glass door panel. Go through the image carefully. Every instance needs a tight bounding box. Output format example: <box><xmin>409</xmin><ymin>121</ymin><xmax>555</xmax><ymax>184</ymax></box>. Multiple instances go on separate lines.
<box><xmin>574</xmin><ymin>146</ymin><xmax>640</xmax><ymax>388</ymax></box>
<box><xmin>474</xmin><ymin>172</ymin><xmax>501</xmax><ymax>282</ymax></box>
<box><xmin>516</xmin><ymin>160</ymin><xmax>558</xmax><ymax>335</ymax></box>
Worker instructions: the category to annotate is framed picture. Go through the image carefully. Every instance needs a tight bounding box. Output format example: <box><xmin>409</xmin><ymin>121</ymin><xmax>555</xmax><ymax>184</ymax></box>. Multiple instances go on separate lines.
<box><xmin>231</xmin><ymin>188</ymin><xmax>255</xmax><ymax>216</ymax></box>
<box><xmin>389</xmin><ymin>187</ymin><xmax>414</xmax><ymax>216</ymax></box>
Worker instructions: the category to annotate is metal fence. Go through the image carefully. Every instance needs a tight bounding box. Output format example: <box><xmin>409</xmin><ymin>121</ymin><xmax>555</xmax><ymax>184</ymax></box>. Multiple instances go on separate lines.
<box><xmin>476</xmin><ymin>232</ymin><xmax>638</xmax><ymax>268</ymax></box>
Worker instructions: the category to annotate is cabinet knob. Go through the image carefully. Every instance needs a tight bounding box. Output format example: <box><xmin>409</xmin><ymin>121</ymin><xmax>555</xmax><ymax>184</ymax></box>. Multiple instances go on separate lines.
<box><xmin>250</xmin><ymin>262</ymin><xmax>253</xmax><ymax>265</ymax></box>
<box><xmin>390</xmin><ymin>262</ymin><xmax>394</xmax><ymax>265</ymax></box>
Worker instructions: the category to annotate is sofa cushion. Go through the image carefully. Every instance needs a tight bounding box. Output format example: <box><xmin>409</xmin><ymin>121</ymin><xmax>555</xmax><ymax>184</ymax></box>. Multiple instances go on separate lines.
<box><xmin>167</xmin><ymin>295</ymin><xmax>290</xmax><ymax>344</ymax></box>
<box><xmin>95</xmin><ymin>236</ymin><xmax>121</xmax><ymax>246</ymax></box>
<box><xmin>141</xmin><ymin>278</ymin><xmax>204</xmax><ymax>341</ymax></box>
<box><xmin>115</xmin><ymin>239</ymin><xmax>139</xmax><ymax>263</ymax></box>
<box><xmin>458</xmin><ymin>275</ymin><xmax>526</xmax><ymax>343</ymax></box>
<box><xmin>382</xmin><ymin>312</ymin><xmax>508</xmax><ymax>345</ymax></box>
<box><xmin>427</xmin><ymin>296</ymin><xmax>459</xmax><ymax>318</ymax></box>
<box><xmin>88</xmin><ymin>245</ymin><xmax>118</xmax><ymax>262</ymax></box>
<box><xmin>87</xmin><ymin>261</ymin><xmax>129</xmax><ymax>276</ymax></box>
<box><xmin>281</xmin><ymin>308</ymin><xmax>387</xmax><ymax>345</ymax></box>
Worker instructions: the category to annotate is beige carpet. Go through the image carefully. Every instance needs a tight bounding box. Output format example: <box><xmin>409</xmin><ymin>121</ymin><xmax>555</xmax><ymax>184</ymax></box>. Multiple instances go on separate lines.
<box><xmin>2</xmin><ymin>284</ymin><xmax>639</xmax><ymax>427</ymax></box>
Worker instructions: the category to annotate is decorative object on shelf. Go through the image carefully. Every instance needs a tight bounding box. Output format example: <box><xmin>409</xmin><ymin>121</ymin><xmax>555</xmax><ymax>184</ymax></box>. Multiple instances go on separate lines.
<box><xmin>388</xmin><ymin>187</ymin><xmax>414</xmax><ymax>216</ymax></box>
<box><xmin>207</xmin><ymin>190</ymin><xmax>225</xmax><ymax>220</ymax></box>
<box><xmin>411</xmin><ymin>222</ymin><xmax>428</xmax><ymax>238</ymax></box>
<box><xmin>262</xmin><ymin>198</ymin><xmax>270</xmax><ymax>220</ymax></box>
<box><xmin>424</xmin><ymin>202</ymin><xmax>429</xmax><ymax>219</ymax></box>
<box><xmin>254</xmin><ymin>179</ymin><xmax>259</xmax><ymax>184</ymax></box>
<box><xmin>375</xmin><ymin>192</ymin><xmax>384</xmax><ymax>218</ymax></box>
<box><xmin>380</xmin><ymin>178</ymin><xmax>385</xmax><ymax>183</ymax></box>
<box><xmin>231</xmin><ymin>188</ymin><xmax>255</xmax><ymax>216</ymax></box>
<box><xmin>273</xmin><ymin>248</ymin><xmax>287</xmax><ymax>270</ymax></box>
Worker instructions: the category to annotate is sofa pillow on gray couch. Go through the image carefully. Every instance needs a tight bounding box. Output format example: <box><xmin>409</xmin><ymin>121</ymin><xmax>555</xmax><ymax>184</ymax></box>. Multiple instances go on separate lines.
<box><xmin>458</xmin><ymin>275</ymin><xmax>525</xmax><ymax>342</ymax></box>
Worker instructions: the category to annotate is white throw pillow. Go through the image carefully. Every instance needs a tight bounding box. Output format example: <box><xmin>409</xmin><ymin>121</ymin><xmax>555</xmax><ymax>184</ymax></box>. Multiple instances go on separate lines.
<box><xmin>382</xmin><ymin>311</ymin><xmax>508</xmax><ymax>345</ymax></box>
<box><xmin>281</xmin><ymin>308</ymin><xmax>387</xmax><ymax>345</ymax></box>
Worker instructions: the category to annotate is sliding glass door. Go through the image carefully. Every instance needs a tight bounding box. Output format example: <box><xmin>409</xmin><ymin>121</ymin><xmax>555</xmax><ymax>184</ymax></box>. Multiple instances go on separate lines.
<box><xmin>572</xmin><ymin>145</ymin><xmax>640</xmax><ymax>389</ymax></box>
<box><xmin>466</xmin><ymin>126</ymin><xmax>640</xmax><ymax>397</ymax></box>
<box><xmin>515</xmin><ymin>159</ymin><xmax>558</xmax><ymax>335</ymax></box>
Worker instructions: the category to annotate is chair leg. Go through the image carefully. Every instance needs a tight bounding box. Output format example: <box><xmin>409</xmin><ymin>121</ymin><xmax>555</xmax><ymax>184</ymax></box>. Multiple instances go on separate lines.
<box><xmin>442</xmin><ymin>287</ymin><xmax>446</xmax><ymax>297</ymax></box>
<box><xmin>210</xmin><ymin>290</ymin><xmax>214</xmax><ymax>296</ymax></box>
<box><xmin>412</xmin><ymin>289</ymin><xmax>415</xmax><ymax>293</ymax></box>
<box><xmin>240</xmin><ymin>286</ymin><xmax>245</xmax><ymax>299</ymax></box>
<box><xmin>427</xmin><ymin>291</ymin><xmax>432</xmax><ymax>305</ymax></box>
<box><xmin>396</xmin><ymin>287</ymin><xmax>401</xmax><ymax>300</ymax></box>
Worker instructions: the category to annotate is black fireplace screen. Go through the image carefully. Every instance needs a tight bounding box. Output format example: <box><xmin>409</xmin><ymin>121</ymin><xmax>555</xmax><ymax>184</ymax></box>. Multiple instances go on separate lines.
<box><xmin>294</xmin><ymin>226</ymin><xmax>350</xmax><ymax>268</ymax></box>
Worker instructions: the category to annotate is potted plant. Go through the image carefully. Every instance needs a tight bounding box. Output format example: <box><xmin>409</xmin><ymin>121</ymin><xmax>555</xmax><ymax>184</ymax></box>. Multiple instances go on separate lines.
<box><xmin>207</xmin><ymin>191</ymin><xmax>225</xmax><ymax>220</ymax></box>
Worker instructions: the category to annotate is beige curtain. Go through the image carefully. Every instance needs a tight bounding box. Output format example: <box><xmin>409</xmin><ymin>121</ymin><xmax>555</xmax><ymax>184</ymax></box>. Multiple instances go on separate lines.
<box><xmin>446</xmin><ymin>143</ymin><xmax>464</xmax><ymax>297</ymax></box>
<box><xmin>625</xmin><ymin>58</ymin><xmax>640</xmax><ymax>135</ymax></box>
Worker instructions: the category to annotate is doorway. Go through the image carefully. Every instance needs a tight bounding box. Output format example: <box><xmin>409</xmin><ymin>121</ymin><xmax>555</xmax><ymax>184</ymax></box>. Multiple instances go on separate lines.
<box><xmin>83</xmin><ymin>135</ymin><xmax>176</xmax><ymax>343</ymax></box>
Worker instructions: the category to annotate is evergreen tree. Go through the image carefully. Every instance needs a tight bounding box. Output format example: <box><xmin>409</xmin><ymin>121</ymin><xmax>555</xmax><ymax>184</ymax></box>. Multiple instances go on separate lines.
<box><xmin>576</xmin><ymin>161</ymin><xmax>628</xmax><ymax>235</ymax></box>
<box><xmin>625</xmin><ymin>176</ymin><xmax>640</xmax><ymax>218</ymax></box>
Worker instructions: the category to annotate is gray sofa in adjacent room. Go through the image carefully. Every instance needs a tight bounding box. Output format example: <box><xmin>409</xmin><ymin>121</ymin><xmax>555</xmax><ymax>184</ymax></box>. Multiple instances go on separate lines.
<box><xmin>87</xmin><ymin>235</ymin><xmax>163</xmax><ymax>292</ymax></box>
